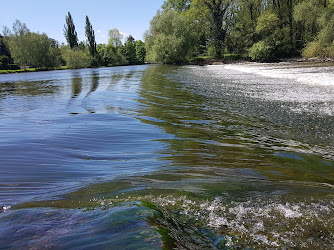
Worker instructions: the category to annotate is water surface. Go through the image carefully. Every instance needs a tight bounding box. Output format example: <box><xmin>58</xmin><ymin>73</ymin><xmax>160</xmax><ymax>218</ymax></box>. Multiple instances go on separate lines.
<box><xmin>0</xmin><ymin>63</ymin><xmax>333</xmax><ymax>248</ymax></box>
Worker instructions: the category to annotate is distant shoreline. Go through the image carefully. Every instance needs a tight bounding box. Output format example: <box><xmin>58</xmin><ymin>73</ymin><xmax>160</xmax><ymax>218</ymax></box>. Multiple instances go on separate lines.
<box><xmin>1</xmin><ymin>58</ymin><xmax>333</xmax><ymax>75</ymax></box>
<box><xmin>0</xmin><ymin>64</ymin><xmax>147</xmax><ymax>75</ymax></box>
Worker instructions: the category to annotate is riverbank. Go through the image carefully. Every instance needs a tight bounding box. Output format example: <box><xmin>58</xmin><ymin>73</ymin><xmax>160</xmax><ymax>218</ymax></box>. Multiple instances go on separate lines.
<box><xmin>0</xmin><ymin>63</ymin><xmax>149</xmax><ymax>74</ymax></box>
<box><xmin>2</xmin><ymin>57</ymin><xmax>333</xmax><ymax>74</ymax></box>
<box><xmin>0</xmin><ymin>66</ymin><xmax>69</xmax><ymax>74</ymax></box>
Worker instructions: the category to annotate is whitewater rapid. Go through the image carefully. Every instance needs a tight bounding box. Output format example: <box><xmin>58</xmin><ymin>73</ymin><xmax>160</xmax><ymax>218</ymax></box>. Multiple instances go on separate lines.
<box><xmin>224</xmin><ymin>62</ymin><xmax>334</xmax><ymax>86</ymax></box>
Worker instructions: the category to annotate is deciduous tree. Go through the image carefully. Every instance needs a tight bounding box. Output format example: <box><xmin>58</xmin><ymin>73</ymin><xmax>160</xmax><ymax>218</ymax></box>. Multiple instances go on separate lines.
<box><xmin>61</xmin><ymin>47</ymin><xmax>91</xmax><ymax>69</ymax></box>
<box><xmin>202</xmin><ymin>0</ymin><xmax>231</xmax><ymax>58</ymax></box>
<box><xmin>3</xmin><ymin>20</ymin><xmax>59</xmax><ymax>68</ymax></box>
<box><xmin>145</xmin><ymin>9</ymin><xmax>195</xmax><ymax>64</ymax></box>
<box><xmin>162</xmin><ymin>0</ymin><xmax>192</xmax><ymax>12</ymax></box>
<box><xmin>108</xmin><ymin>28</ymin><xmax>123</xmax><ymax>47</ymax></box>
<box><xmin>135</xmin><ymin>40</ymin><xmax>146</xmax><ymax>64</ymax></box>
<box><xmin>124</xmin><ymin>35</ymin><xmax>137</xmax><ymax>64</ymax></box>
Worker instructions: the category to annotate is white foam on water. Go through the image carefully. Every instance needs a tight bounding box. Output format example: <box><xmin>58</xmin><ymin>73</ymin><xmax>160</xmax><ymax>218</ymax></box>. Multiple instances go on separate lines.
<box><xmin>197</xmin><ymin>63</ymin><xmax>334</xmax><ymax>117</ymax></box>
<box><xmin>146</xmin><ymin>195</ymin><xmax>334</xmax><ymax>248</ymax></box>
<box><xmin>224</xmin><ymin>63</ymin><xmax>334</xmax><ymax>86</ymax></box>
<box><xmin>1</xmin><ymin>206</ymin><xmax>11</xmax><ymax>212</ymax></box>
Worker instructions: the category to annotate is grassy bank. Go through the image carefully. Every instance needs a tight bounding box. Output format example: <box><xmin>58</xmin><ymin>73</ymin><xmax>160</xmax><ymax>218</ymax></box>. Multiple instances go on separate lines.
<box><xmin>0</xmin><ymin>66</ymin><xmax>68</xmax><ymax>74</ymax></box>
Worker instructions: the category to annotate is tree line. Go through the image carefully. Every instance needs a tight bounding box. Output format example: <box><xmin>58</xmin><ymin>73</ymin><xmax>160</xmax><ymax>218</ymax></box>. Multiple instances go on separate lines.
<box><xmin>145</xmin><ymin>0</ymin><xmax>334</xmax><ymax>63</ymax></box>
<box><xmin>1</xmin><ymin>2</ymin><xmax>333</xmax><ymax>69</ymax></box>
<box><xmin>0</xmin><ymin>12</ymin><xmax>146</xmax><ymax>70</ymax></box>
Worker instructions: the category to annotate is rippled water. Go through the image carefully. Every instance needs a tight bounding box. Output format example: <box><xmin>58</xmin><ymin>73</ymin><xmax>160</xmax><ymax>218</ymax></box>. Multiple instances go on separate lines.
<box><xmin>0</xmin><ymin>63</ymin><xmax>333</xmax><ymax>248</ymax></box>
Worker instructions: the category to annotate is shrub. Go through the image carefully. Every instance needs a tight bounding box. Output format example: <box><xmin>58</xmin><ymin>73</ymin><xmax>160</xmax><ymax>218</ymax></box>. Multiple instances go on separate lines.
<box><xmin>223</xmin><ymin>54</ymin><xmax>242</xmax><ymax>61</ymax></box>
<box><xmin>302</xmin><ymin>42</ymin><xmax>334</xmax><ymax>58</ymax></box>
<box><xmin>61</xmin><ymin>48</ymin><xmax>91</xmax><ymax>69</ymax></box>
<box><xmin>9</xmin><ymin>64</ymin><xmax>20</xmax><ymax>70</ymax></box>
<box><xmin>248</xmin><ymin>41</ymin><xmax>273</xmax><ymax>61</ymax></box>
<box><xmin>0</xmin><ymin>55</ymin><xmax>9</xmax><ymax>65</ymax></box>
<box><xmin>303</xmin><ymin>42</ymin><xmax>326</xmax><ymax>58</ymax></box>
<box><xmin>0</xmin><ymin>63</ymin><xmax>19</xmax><ymax>70</ymax></box>
<box><xmin>190</xmin><ymin>57</ymin><xmax>206</xmax><ymax>64</ymax></box>
<box><xmin>207</xmin><ymin>45</ymin><xmax>221</xmax><ymax>58</ymax></box>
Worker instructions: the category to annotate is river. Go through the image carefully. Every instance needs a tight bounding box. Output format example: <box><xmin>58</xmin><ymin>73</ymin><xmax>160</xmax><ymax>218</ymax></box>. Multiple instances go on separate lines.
<box><xmin>0</xmin><ymin>62</ymin><xmax>333</xmax><ymax>248</ymax></box>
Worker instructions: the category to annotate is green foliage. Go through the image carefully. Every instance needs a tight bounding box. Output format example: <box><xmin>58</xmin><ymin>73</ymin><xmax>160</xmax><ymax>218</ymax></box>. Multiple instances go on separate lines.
<box><xmin>227</xmin><ymin>17</ymin><xmax>256</xmax><ymax>55</ymax></box>
<box><xmin>317</xmin><ymin>23</ymin><xmax>334</xmax><ymax>45</ymax></box>
<box><xmin>206</xmin><ymin>45</ymin><xmax>217</xmax><ymax>57</ymax></box>
<box><xmin>49</xmin><ymin>46</ymin><xmax>64</xmax><ymax>66</ymax></box>
<box><xmin>0</xmin><ymin>64</ymin><xmax>19</xmax><ymax>71</ymax></box>
<box><xmin>0</xmin><ymin>35</ymin><xmax>13</xmax><ymax>63</ymax></box>
<box><xmin>223</xmin><ymin>54</ymin><xmax>242</xmax><ymax>61</ymax></box>
<box><xmin>114</xmin><ymin>48</ymin><xmax>128</xmax><ymax>66</ymax></box>
<box><xmin>248</xmin><ymin>41</ymin><xmax>273</xmax><ymax>61</ymax></box>
<box><xmin>302</xmin><ymin>42</ymin><xmax>334</xmax><ymax>58</ymax></box>
<box><xmin>253</xmin><ymin>10</ymin><xmax>292</xmax><ymax>58</ymax></box>
<box><xmin>297</xmin><ymin>1</ymin><xmax>334</xmax><ymax>58</ymax></box>
<box><xmin>108</xmin><ymin>28</ymin><xmax>123</xmax><ymax>47</ymax></box>
<box><xmin>147</xmin><ymin>33</ymin><xmax>185</xmax><ymax>64</ymax></box>
<box><xmin>124</xmin><ymin>35</ymin><xmax>137</xmax><ymax>64</ymax></box>
<box><xmin>61</xmin><ymin>47</ymin><xmax>91</xmax><ymax>69</ymax></box>
<box><xmin>255</xmin><ymin>12</ymin><xmax>279</xmax><ymax>35</ymax></box>
<box><xmin>96</xmin><ymin>44</ymin><xmax>128</xmax><ymax>66</ymax></box>
<box><xmin>0</xmin><ymin>65</ymin><xmax>65</xmax><ymax>74</ymax></box>
<box><xmin>293</xmin><ymin>1</ymin><xmax>321</xmax><ymax>28</ymax></box>
<box><xmin>85</xmin><ymin>16</ymin><xmax>97</xmax><ymax>58</ymax></box>
<box><xmin>26</xmin><ymin>33</ymin><xmax>58</xmax><ymax>68</ymax></box>
<box><xmin>201</xmin><ymin>0</ymin><xmax>231</xmax><ymax>58</ymax></box>
<box><xmin>64</xmin><ymin>12</ymin><xmax>78</xmax><ymax>49</ymax></box>
<box><xmin>145</xmin><ymin>9</ymin><xmax>195</xmax><ymax>64</ymax></box>
<box><xmin>183</xmin><ymin>1</ymin><xmax>210</xmax><ymax>56</ymax></box>
<box><xmin>8</xmin><ymin>64</ymin><xmax>20</xmax><ymax>70</ymax></box>
<box><xmin>154</xmin><ymin>0</ymin><xmax>334</xmax><ymax>60</ymax></box>
<box><xmin>162</xmin><ymin>0</ymin><xmax>191</xmax><ymax>12</ymax></box>
<box><xmin>0</xmin><ymin>55</ymin><xmax>9</xmax><ymax>65</ymax></box>
<box><xmin>98</xmin><ymin>32</ymin><xmax>145</xmax><ymax>67</ymax></box>
<box><xmin>96</xmin><ymin>44</ymin><xmax>109</xmax><ymax>66</ymax></box>
<box><xmin>190</xmin><ymin>56</ymin><xmax>206</xmax><ymax>64</ymax></box>
<box><xmin>293</xmin><ymin>1</ymin><xmax>322</xmax><ymax>44</ymax></box>
<box><xmin>317</xmin><ymin>5</ymin><xmax>334</xmax><ymax>45</ymax></box>
<box><xmin>3</xmin><ymin>20</ymin><xmax>60</xmax><ymax>68</ymax></box>
<box><xmin>135</xmin><ymin>40</ymin><xmax>146</xmax><ymax>64</ymax></box>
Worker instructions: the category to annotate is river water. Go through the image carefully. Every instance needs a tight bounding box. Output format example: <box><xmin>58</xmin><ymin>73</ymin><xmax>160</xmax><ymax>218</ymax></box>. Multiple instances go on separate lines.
<box><xmin>0</xmin><ymin>63</ymin><xmax>333</xmax><ymax>248</ymax></box>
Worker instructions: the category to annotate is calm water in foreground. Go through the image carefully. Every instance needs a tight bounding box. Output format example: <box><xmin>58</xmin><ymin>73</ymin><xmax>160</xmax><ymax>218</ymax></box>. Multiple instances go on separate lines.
<box><xmin>0</xmin><ymin>63</ymin><xmax>333</xmax><ymax>248</ymax></box>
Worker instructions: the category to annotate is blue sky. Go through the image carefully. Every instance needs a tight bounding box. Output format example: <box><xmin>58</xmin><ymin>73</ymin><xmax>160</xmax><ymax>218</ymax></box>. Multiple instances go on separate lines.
<box><xmin>1</xmin><ymin>0</ymin><xmax>165</xmax><ymax>44</ymax></box>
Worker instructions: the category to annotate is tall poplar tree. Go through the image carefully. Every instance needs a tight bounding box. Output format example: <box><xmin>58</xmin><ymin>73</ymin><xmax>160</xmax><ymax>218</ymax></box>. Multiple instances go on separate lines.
<box><xmin>64</xmin><ymin>12</ymin><xmax>78</xmax><ymax>49</ymax></box>
<box><xmin>85</xmin><ymin>16</ymin><xmax>97</xmax><ymax>57</ymax></box>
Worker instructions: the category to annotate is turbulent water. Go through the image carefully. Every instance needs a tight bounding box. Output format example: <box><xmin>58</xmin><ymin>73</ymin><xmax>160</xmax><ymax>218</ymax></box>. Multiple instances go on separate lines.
<box><xmin>0</xmin><ymin>63</ymin><xmax>333</xmax><ymax>249</ymax></box>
